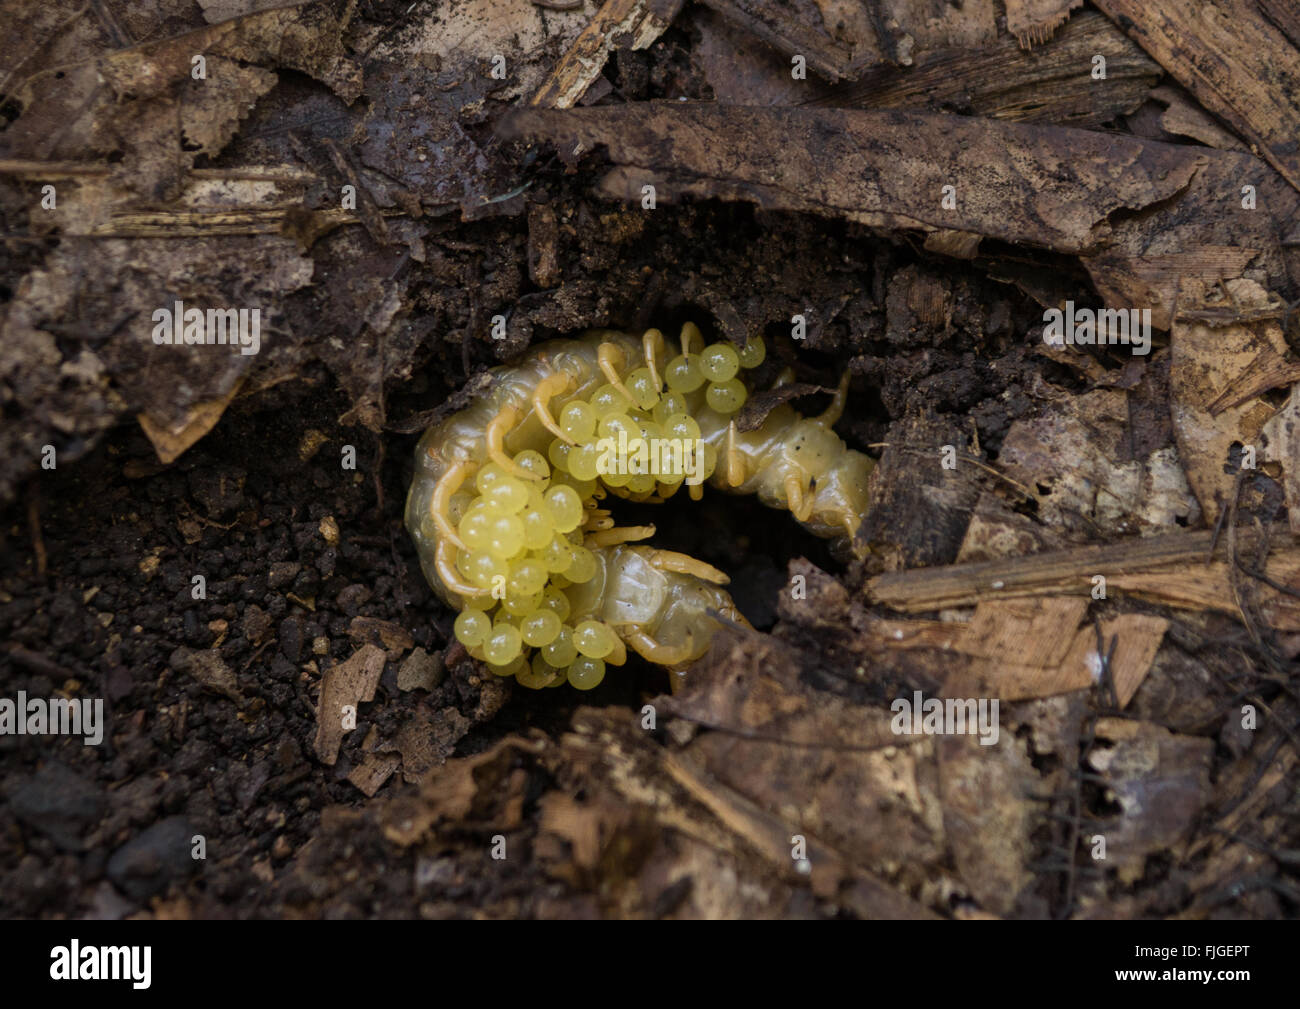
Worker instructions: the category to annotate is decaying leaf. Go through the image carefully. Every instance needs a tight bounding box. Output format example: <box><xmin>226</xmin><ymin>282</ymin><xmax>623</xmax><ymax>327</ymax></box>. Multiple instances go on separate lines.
<box><xmin>1171</xmin><ymin>278</ymin><xmax>1295</xmax><ymax>523</ymax></box>
<box><xmin>503</xmin><ymin>104</ymin><xmax>1203</xmax><ymax>254</ymax></box>
<box><xmin>314</xmin><ymin>643</ymin><xmax>386</xmax><ymax>766</ymax></box>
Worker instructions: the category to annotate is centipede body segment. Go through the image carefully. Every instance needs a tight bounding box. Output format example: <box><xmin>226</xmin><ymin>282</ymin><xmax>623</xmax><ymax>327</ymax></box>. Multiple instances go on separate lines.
<box><xmin>404</xmin><ymin>324</ymin><xmax>874</xmax><ymax>690</ymax></box>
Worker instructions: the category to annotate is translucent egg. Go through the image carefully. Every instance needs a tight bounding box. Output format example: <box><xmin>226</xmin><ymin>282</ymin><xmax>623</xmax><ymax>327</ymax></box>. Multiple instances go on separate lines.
<box><xmin>567</xmin><ymin>655</ymin><xmax>606</xmax><ymax>691</ymax></box>
<box><xmin>706</xmin><ymin>378</ymin><xmax>747</xmax><ymax>414</ymax></box>
<box><xmin>540</xmin><ymin>586</ymin><xmax>571</xmax><ymax>621</ymax></box>
<box><xmin>738</xmin><ymin>335</ymin><xmax>766</xmax><ymax>369</ymax></box>
<box><xmin>513</xmin><ymin>449</ymin><xmax>550</xmax><ymax>481</ymax></box>
<box><xmin>664</xmin><ymin>354</ymin><xmax>705</xmax><ymax>393</ymax></box>
<box><xmin>547</xmin><ymin>438</ymin><xmax>572</xmax><ymax>472</ymax></box>
<box><xmin>474</xmin><ymin>463</ymin><xmax>509</xmax><ymax>496</ymax></box>
<box><xmin>483</xmin><ymin>477</ymin><xmax>529</xmax><ymax>513</ymax></box>
<box><xmin>625</xmin><ymin>368</ymin><xmax>661</xmax><ymax>410</ymax></box>
<box><xmin>598</xmin><ymin>413</ymin><xmax>638</xmax><ymax>443</ymax></box>
<box><xmin>520</xmin><ymin>506</ymin><xmax>554</xmax><ymax>550</ymax></box>
<box><xmin>521</xmin><ymin>609</ymin><xmax>562</xmax><ymax>647</ymax></box>
<box><xmin>540</xmin><ymin>535</ymin><xmax>576</xmax><ymax>573</ymax></box>
<box><xmin>663</xmin><ymin>412</ymin><xmax>701</xmax><ymax>441</ymax></box>
<box><xmin>484</xmin><ymin>513</ymin><xmax>526</xmax><ymax>558</ymax></box>
<box><xmin>502</xmin><ymin>589</ymin><xmax>543</xmax><ymax>616</ymax></box>
<box><xmin>699</xmin><ymin>343</ymin><xmax>741</xmax><ymax>382</ymax></box>
<box><xmin>458</xmin><ymin>506</ymin><xmax>494</xmax><ymax>549</ymax></box>
<box><xmin>462</xmin><ymin>550</ymin><xmax>507</xmax><ymax>589</ymax></box>
<box><xmin>508</xmin><ymin>559</ymin><xmax>549</xmax><ymax>597</ymax></box>
<box><xmin>483</xmin><ymin>623</ymin><xmax>522</xmax><ymax>665</ymax></box>
<box><xmin>567</xmin><ymin>444</ymin><xmax>601</xmax><ymax>482</ymax></box>
<box><xmin>453</xmin><ymin>610</ymin><xmax>491</xmax><ymax>647</ymax></box>
<box><xmin>544</xmin><ymin>485</ymin><xmax>584</xmax><ymax>533</ymax></box>
<box><xmin>559</xmin><ymin>401</ymin><xmax>597</xmax><ymax>442</ymax></box>
<box><xmin>653</xmin><ymin>391</ymin><xmax>689</xmax><ymax>424</ymax></box>
<box><xmin>566</xmin><ymin>546</ymin><xmax>598</xmax><ymax>583</ymax></box>
<box><xmin>542</xmin><ymin>625</ymin><xmax>578</xmax><ymax>666</ymax></box>
<box><xmin>573</xmin><ymin>619</ymin><xmax>616</xmax><ymax>658</ymax></box>
<box><xmin>600</xmin><ymin>466</ymin><xmax>631</xmax><ymax>488</ymax></box>
<box><xmin>627</xmin><ymin>473</ymin><xmax>657</xmax><ymax>495</ymax></box>
<box><xmin>590</xmin><ymin>385</ymin><xmax>630</xmax><ymax>418</ymax></box>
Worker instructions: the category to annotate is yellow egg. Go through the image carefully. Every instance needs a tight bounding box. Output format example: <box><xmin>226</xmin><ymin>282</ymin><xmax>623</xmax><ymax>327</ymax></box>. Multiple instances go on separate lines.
<box><xmin>521</xmin><ymin>609</ymin><xmax>562</xmax><ymax>646</ymax></box>
<box><xmin>699</xmin><ymin>343</ymin><xmax>741</xmax><ymax>382</ymax></box>
<box><xmin>738</xmin><ymin>335</ymin><xmax>766</xmax><ymax>368</ymax></box>
<box><xmin>453</xmin><ymin>610</ymin><xmax>491</xmax><ymax>647</ymax></box>
<box><xmin>706</xmin><ymin>378</ymin><xmax>747</xmax><ymax>414</ymax></box>
<box><xmin>573</xmin><ymin>619</ymin><xmax>616</xmax><ymax>658</ymax></box>
<box><xmin>567</xmin><ymin>656</ymin><xmax>606</xmax><ymax>690</ymax></box>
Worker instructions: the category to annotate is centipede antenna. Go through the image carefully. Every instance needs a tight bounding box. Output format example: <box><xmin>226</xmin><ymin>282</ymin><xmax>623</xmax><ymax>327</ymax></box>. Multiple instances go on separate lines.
<box><xmin>430</xmin><ymin>460</ymin><xmax>475</xmax><ymax>550</ymax></box>
<box><xmin>817</xmin><ymin>371</ymin><xmax>851</xmax><ymax>427</ymax></box>
<box><xmin>643</xmin><ymin>328</ymin><xmax>665</xmax><ymax>391</ymax></box>
<box><xmin>434</xmin><ymin>538</ymin><xmax>489</xmax><ymax>599</ymax></box>
<box><xmin>586</xmin><ymin>524</ymin><xmax>656</xmax><ymax>547</ymax></box>
<box><xmin>597</xmin><ymin>342</ymin><xmax>638</xmax><ymax>406</ymax></box>
<box><xmin>485</xmin><ymin>405</ymin><xmax>543</xmax><ymax>479</ymax></box>
<box><xmin>532</xmin><ymin>372</ymin><xmax>576</xmax><ymax>445</ymax></box>
<box><xmin>725</xmin><ymin>421</ymin><xmax>745</xmax><ymax>487</ymax></box>
<box><xmin>680</xmin><ymin>320</ymin><xmax>701</xmax><ymax>357</ymax></box>
<box><xmin>646</xmin><ymin>549</ymin><xmax>730</xmax><ymax>584</ymax></box>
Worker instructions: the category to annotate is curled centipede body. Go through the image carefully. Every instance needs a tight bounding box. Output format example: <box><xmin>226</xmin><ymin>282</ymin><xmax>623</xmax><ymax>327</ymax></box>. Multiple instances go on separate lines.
<box><xmin>404</xmin><ymin>323</ymin><xmax>874</xmax><ymax>690</ymax></box>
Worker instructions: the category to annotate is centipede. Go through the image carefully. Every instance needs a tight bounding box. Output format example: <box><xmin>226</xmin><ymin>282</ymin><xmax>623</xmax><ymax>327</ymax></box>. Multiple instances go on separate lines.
<box><xmin>404</xmin><ymin>323</ymin><xmax>874</xmax><ymax>690</ymax></box>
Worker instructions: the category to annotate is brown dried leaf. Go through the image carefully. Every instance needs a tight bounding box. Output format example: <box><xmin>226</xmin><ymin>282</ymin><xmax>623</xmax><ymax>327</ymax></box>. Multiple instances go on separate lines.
<box><xmin>1095</xmin><ymin>0</ymin><xmax>1300</xmax><ymax>192</ymax></box>
<box><xmin>313</xmin><ymin>643</ymin><xmax>385</xmax><ymax>766</ymax></box>
<box><xmin>503</xmin><ymin>104</ymin><xmax>1203</xmax><ymax>254</ymax></box>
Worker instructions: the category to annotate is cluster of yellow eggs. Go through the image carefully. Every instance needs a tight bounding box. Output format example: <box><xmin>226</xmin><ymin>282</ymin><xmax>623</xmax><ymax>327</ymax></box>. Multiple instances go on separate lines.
<box><xmin>450</xmin><ymin>333</ymin><xmax>766</xmax><ymax>689</ymax></box>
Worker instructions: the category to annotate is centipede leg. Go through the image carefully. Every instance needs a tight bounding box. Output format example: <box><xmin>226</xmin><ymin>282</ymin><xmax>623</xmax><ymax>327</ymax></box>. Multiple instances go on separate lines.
<box><xmin>784</xmin><ymin>472</ymin><xmax>814</xmax><ymax>522</ymax></box>
<box><xmin>597</xmin><ymin>342</ymin><xmax>637</xmax><ymax>406</ymax></box>
<box><xmin>584</xmin><ymin>504</ymin><xmax>615</xmax><ymax>532</ymax></box>
<box><xmin>532</xmin><ymin>372</ymin><xmax>576</xmax><ymax>445</ymax></box>
<box><xmin>642</xmin><ymin>328</ymin><xmax>666</xmax><ymax>391</ymax></box>
<box><xmin>680</xmin><ymin>321</ymin><xmax>701</xmax><ymax>357</ymax></box>
<box><xmin>587</xmin><ymin>525</ymin><xmax>656</xmax><ymax>548</ymax></box>
<box><xmin>624</xmin><ymin>627</ymin><xmax>696</xmax><ymax>666</ymax></box>
<box><xmin>430</xmin><ymin>460</ymin><xmax>475</xmax><ymax>550</ymax></box>
<box><xmin>435</xmin><ymin>539</ymin><xmax>488</xmax><ymax>600</ymax></box>
<box><xmin>646</xmin><ymin>549</ymin><xmax>729</xmax><ymax>585</ymax></box>
<box><xmin>817</xmin><ymin>372</ymin><xmax>851</xmax><ymax>427</ymax></box>
<box><xmin>485</xmin><ymin>404</ymin><xmax>543</xmax><ymax>480</ymax></box>
<box><xmin>725</xmin><ymin>421</ymin><xmax>745</xmax><ymax>488</ymax></box>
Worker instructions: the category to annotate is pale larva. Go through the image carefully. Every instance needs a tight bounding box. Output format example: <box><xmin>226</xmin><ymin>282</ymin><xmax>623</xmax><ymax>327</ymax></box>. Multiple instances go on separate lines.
<box><xmin>404</xmin><ymin>324</ymin><xmax>873</xmax><ymax>690</ymax></box>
